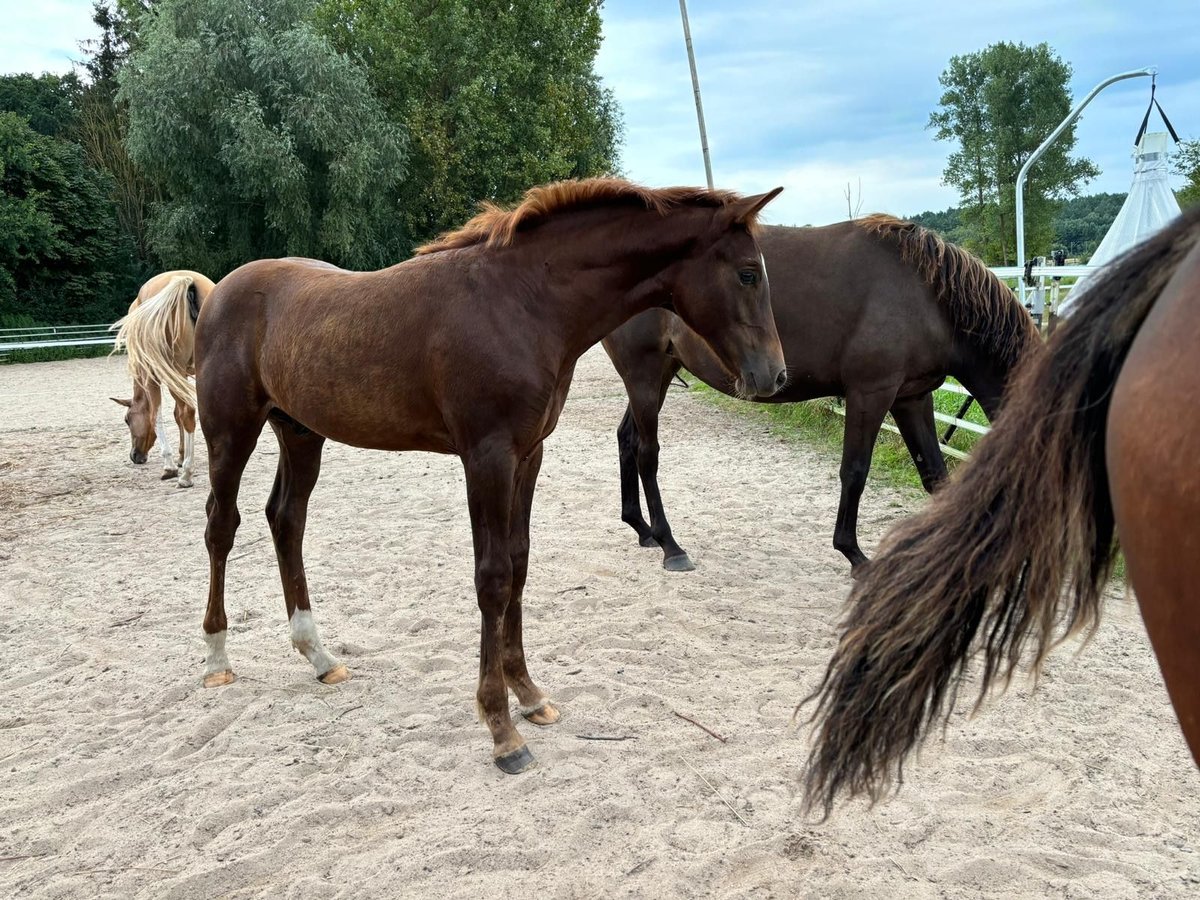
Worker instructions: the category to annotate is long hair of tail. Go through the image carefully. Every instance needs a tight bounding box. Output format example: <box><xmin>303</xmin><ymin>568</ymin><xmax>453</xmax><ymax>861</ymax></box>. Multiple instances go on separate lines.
<box><xmin>111</xmin><ymin>275</ymin><xmax>197</xmax><ymax>408</ymax></box>
<box><xmin>801</xmin><ymin>206</ymin><xmax>1200</xmax><ymax>820</ymax></box>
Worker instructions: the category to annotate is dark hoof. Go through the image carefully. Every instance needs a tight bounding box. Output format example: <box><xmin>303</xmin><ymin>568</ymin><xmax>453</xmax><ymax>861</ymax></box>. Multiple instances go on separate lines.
<box><xmin>494</xmin><ymin>745</ymin><xmax>537</xmax><ymax>774</ymax></box>
<box><xmin>639</xmin><ymin>535</ymin><xmax>659</xmax><ymax>548</ymax></box>
<box><xmin>663</xmin><ymin>554</ymin><xmax>696</xmax><ymax>573</ymax></box>
<box><xmin>849</xmin><ymin>559</ymin><xmax>872</xmax><ymax>580</ymax></box>
<box><xmin>160</xmin><ymin>469</ymin><xmax>178</xmax><ymax>480</ymax></box>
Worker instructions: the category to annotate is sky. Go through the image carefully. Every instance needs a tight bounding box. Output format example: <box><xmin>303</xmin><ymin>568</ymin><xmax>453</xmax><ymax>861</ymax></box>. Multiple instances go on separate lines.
<box><xmin>5</xmin><ymin>0</ymin><xmax>1198</xmax><ymax>228</ymax></box>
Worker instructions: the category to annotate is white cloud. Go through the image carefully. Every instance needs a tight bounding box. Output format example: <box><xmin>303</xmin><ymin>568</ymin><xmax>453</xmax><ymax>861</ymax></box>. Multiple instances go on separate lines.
<box><xmin>1</xmin><ymin>2</ymin><xmax>99</xmax><ymax>76</ymax></box>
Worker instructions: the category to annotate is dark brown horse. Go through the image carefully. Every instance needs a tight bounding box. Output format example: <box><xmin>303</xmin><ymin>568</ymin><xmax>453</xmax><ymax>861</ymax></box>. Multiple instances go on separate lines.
<box><xmin>603</xmin><ymin>217</ymin><xmax>1039</xmax><ymax>572</ymax></box>
<box><xmin>194</xmin><ymin>178</ymin><xmax>785</xmax><ymax>773</ymax></box>
<box><xmin>803</xmin><ymin>205</ymin><xmax>1200</xmax><ymax>818</ymax></box>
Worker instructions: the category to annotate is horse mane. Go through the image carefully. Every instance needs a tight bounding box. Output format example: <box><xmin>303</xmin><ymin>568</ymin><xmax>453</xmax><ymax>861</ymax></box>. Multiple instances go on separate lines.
<box><xmin>110</xmin><ymin>274</ymin><xmax>198</xmax><ymax>407</ymax></box>
<box><xmin>415</xmin><ymin>178</ymin><xmax>747</xmax><ymax>255</ymax></box>
<box><xmin>855</xmin><ymin>214</ymin><xmax>1039</xmax><ymax>367</ymax></box>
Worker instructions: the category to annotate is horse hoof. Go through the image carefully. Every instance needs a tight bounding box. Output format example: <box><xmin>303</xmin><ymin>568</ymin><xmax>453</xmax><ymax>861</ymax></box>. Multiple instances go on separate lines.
<box><xmin>522</xmin><ymin>700</ymin><xmax>561</xmax><ymax>726</ymax></box>
<box><xmin>639</xmin><ymin>535</ymin><xmax>659</xmax><ymax>548</ymax></box>
<box><xmin>318</xmin><ymin>664</ymin><xmax>351</xmax><ymax>685</ymax></box>
<box><xmin>663</xmin><ymin>554</ymin><xmax>696</xmax><ymax>573</ymax></box>
<box><xmin>494</xmin><ymin>745</ymin><xmax>537</xmax><ymax>774</ymax></box>
<box><xmin>203</xmin><ymin>670</ymin><xmax>236</xmax><ymax>688</ymax></box>
<box><xmin>161</xmin><ymin>469</ymin><xmax>178</xmax><ymax>480</ymax></box>
<box><xmin>177</xmin><ymin>478</ymin><xmax>193</xmax><ymax>489</ymax></box>
<box><xmin>849</xmin><ymin>559</ymin><xmax>872</xmax><ymax>580</ymax></box>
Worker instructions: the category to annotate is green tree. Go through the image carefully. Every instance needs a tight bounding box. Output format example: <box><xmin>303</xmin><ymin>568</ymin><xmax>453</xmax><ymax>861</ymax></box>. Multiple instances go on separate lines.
<box><xmin>929</xmin><ymin>42</ymin><xmax>1098</xmax><ymax>264</ymax></box>
<box><xmin>1175</xmin><ymin>139</ymin><xmax>1200</xmax><ymax>209</ymax></box>
<box><xmin>0</xmin><ymin>112</ymin><xmax>138</xmax><ymax>324</ymax></box>
<box><xmin>316</xmin><ymin>0</ymin><xmax>621</xmax><ymax>246</ymax></box>
<box><xmin>119</xmin><ymin>0</ymin><xmax>407</xmax><ymax>274</ymax></box>
<box><xmin>0</xmin><ymin>73</ymin><xmax>83</xmax><ymax>139</ymax></box>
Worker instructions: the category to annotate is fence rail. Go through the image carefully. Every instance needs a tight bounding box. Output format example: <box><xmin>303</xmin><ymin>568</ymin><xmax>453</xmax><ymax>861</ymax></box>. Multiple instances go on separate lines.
<box><xmin>0</xmin><ymin>324</ymin><xmax>118</xmax><ymax>354</ymax></box>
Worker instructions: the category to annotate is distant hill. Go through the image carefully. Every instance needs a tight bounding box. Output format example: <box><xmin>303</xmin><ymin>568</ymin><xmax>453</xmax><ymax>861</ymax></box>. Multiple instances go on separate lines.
<box><xmin>908</xmin><ymin>192</ymin><xmax>1127</xmax><ymax>262</ymax></box>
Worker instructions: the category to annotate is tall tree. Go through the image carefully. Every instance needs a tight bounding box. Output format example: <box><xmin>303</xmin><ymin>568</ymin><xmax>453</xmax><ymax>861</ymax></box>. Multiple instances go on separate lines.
<box><xmin>929</xmin><ymin>42</ymin><xmax>1098</xmax><ymax>264</ymax></box>
<box><xmin>0</xmin><ymin>112</ymin><xmax>138</xmax><ymax>324</ymax></box>
<box><xmin>1175</xmin><ymin>139</ymin><xmax>1200</xmax><ymax>209</ymax></box>
<box><xmin>0</xmin><ymin>73</ymin><xmax>83</xmax><ymax>138</ymax></box>
<box><xmin>77</xmin><ymin>2</ymin><xmax>160</xmax><ymax>267</ymax></box>
<box><xmin>119</xmin><ymin>0</ymin><xmax>407</xmax><ymax>274</ymax></box>
<box><xmin>316</xmin><ymin>0</ymin><xmax>621</xmax><ymax>246</ymax></box>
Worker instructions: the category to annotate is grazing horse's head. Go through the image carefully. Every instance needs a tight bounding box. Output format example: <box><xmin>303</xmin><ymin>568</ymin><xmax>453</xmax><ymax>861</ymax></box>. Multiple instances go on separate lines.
<box><xmin>665</xmin><ymin>188</ymin><xmax>787</xmax><ymax>398</ymax></box>
<box><xmin>111</xmin><ymin>387</ymin><xmax>157</xmax><ymax>464</ymax></box>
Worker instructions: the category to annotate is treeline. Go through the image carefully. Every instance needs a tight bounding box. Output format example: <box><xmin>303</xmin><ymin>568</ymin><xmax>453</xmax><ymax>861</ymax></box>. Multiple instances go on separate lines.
<box><xmin>910</xmin><ymin>192</ymin><xmax>1127</xmax><ymax>262</ymax></box>
<box><xmin>0</xmin><ymin>0</ymin><xmax>620</xmax><ymax>326</ymax></box>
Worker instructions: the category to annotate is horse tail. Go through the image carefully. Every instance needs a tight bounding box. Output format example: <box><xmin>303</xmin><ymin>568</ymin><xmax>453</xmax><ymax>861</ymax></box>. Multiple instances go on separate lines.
<box><xmin>802</xmin><ymin>206</ymin><xmax>1200</xmax><ymax>820</ymax></box>
<box><xmin>111</xmin><ymin>274</ymin><xmax>198</xmax><ymax>408</ymax></box>
<box><xmin>855</xmin><ymin>215</ymin><xmax>1040</xmax><ymax>371</ymax></box>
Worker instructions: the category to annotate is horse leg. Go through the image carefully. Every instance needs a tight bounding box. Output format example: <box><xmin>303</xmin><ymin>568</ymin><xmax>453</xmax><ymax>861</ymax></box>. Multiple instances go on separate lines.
<box><xmin>499</xmin><ymin>444</ymin><xmax>560</xmax><ymax>727</ymax></box>
<box><xmin>890</xmin><ymin>392</ymin><xmax>948</xmax><ymax>494</ymax></box>
<box><xmin>616</xmin><ymin>405</ymin><xmax>654</xmax><ymax>547</ymax></box>
<box><xmin>630</xmin><ymin>366</ymin><xmax>693</xmax><ymax>572</ymax></box>
<box><xmin>148</xmin><ymin>382</ymin><xmax>176</xmax><ymax>479</ymax></box>
<box><xmin>263</xmin><ymin>420</ymin><xmax>345</xmax><ymax>684</ymax></box>
<box><xmin>463</xmin><ymin>445</ymin><xmax>531</xmax><ymax>773</ymax></box>
<box><xmin>834</xmin><ymin>385</ymin><xmax>898</xmax><ymax>572</ymax></box>
<box><xmin>201</xmin><ymin>408</ymin><xmax>264</xmax><ymax>688</ymax></box>
<box><xmin>171</xmin><ymin>389</ymin><xmax>197</xmax><ymax>488</ymax></box>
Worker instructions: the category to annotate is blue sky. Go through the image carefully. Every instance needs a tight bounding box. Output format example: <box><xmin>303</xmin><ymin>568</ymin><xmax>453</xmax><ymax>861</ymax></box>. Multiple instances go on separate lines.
<box><xmin>6</xmin><ymin>1</ymin><xmax>1198</xmax><ymax>227</ymax></box>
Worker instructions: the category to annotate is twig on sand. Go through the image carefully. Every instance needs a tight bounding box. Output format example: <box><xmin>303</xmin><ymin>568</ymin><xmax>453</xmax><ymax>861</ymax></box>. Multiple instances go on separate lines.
<box><xmin>889</xmin><ymin>857</ymin><xmax>915</xmax><ymax>879</ymax></box>
<box><xmin>70</xmin><ymin>866</ymin><xmax>181</xmax><ymax>876</ymax></box>
<box><xmin>110</xmin><ymin>610</ymin><xmax>147</xmax><ymax>628</ymax></box>
<box><xmin>679</xmin><ymin>756</ymin><xmax>749</xmax><ymax>827</ymax></box>
<box><xmin>575</xmin><ymin>734</ymin><xmax>636</xmax><ymax>741</ymax></box>
<box><xmin>228</xmin><ymin>535</ymin><xmax>269</xmax><ymax>561</ymax></box>
<box><xmin>0</xmin><ymin>854</ymin><xmax>50</xmax><ymax>864</ymax></box>
<box><xmin>672</xmin><ymin>710</ymin><xmax>727</xmax><ymax>743</ymax></box>
<box><xmin>332</xmin><ymin>704</ymin><xmax>363</xmax><ymax>723</ymax></box>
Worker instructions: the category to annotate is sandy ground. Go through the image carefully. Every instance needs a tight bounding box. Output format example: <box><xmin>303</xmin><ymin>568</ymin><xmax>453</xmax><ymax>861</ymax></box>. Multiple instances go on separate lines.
<box><xmin>0</xmin><ymin>350</ymin><xmax>1197</xmax><ymax>899</ymax></box>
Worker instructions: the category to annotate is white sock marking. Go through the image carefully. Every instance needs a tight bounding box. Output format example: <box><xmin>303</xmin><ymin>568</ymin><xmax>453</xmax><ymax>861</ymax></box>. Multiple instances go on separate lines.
<box><xmin>204</xmin><ymin>630</ymin><xmax>231</xmax><ymax>677</ymax></box>
<box><xmin>290</xmin><ymin>609</ymin><xmax>339</xmax><ymax>676</ymax></box>
<box><xmin>156</xmin><ymin>403</ymin><xmax>175</xmax><ymax>471</ymax></box>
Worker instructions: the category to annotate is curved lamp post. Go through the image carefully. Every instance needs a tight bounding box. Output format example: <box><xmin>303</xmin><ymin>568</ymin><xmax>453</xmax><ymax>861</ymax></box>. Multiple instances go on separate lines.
<box><xmin>1016</xmin><ymin>67</ymin><xmax>1156</xmax><ymax>306</ymax></box>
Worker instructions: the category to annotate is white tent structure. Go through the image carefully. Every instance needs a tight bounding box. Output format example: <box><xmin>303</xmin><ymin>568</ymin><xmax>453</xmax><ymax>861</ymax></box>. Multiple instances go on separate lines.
<box><xmin>1060</xmin><ymin>130</ymin><xmax>1181</xmax><ymax>314</ymax></box>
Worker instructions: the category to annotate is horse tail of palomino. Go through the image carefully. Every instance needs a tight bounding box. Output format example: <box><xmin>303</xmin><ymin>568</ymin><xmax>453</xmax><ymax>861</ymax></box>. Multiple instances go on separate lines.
<box><xmin>111</xmin><ymin>274</ymin><xmax>198</xmax><ymax>408</ymax></box>
<box><xmin>855</xmin><ymin>215</ymin><xmax>1041</xmax><ymax>373</ymax></box>
<box><xmin>802</xmin><ymin>206</ymin><xmax>1200</xmax><ymax>820</ymax></box>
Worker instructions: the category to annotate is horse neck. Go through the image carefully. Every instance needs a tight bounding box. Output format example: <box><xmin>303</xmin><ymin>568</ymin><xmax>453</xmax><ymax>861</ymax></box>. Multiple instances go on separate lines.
<box><xmin>951</xmin><ymin>348</ymin><xmax>1012</xmax><ymax>419</ymax></box>
<box><xmin>529</xmin><ymin>205</ymin><xmax>712</xmax><ymax>360</ymax></box>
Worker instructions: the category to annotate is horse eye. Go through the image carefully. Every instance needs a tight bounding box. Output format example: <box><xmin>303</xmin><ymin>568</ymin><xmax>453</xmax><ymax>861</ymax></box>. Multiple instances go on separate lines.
<box><xmin>739</xmin><ymin>270</ymin><xmax>758</xmax><ymax>286</ymax></box>
<box><xmin>124</xmin><ymin>414</ymin><xmax>131</xmax><ymax>425</ymax></box>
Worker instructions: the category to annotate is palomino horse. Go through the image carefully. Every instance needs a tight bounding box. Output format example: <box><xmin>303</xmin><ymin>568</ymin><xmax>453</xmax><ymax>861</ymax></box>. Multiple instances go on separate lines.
<box><xmin>603</xmin><ymin>217</ymin><xmax>1040</xmax><ymax>572</ymax></box>
<box><xmin>802</xmin><ymin>204</ymin><xmax>1200</xmax><ymax>817</ymax></box>
<box><xmin>110</xmin><ymin>270</ymin><xmax>213</xmax><ymax>487</ymax></box>
<box><xmin>194</xmin><ymin>178</ymin><xmax>786</xmax><ymax>773</ymax></box>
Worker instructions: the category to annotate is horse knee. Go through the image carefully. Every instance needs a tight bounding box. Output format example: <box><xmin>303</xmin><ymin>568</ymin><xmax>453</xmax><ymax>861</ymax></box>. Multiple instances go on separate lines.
<box><xmin>475</xmin><ymin>557</ymin><xmax>514</xmax><ymax>609</ymax></box>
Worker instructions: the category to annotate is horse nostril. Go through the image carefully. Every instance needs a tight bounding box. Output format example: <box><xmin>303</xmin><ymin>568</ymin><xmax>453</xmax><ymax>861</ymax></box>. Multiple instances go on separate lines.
<box><xmin>774</xmin><ymin>369</ymin><xmax>788</xmax><ymax>391</ymax></box>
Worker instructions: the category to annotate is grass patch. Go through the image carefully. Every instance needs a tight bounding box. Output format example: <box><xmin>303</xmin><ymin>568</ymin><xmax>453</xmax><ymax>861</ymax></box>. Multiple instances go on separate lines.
<box><xmin>0</xmin><ymin>345</ymin><xmax>115</xmax><ymax>365</ymax></box>
<box><xmin>686</xmin><ymin>379</ymin><xmax>989</xmax><ymax>496</ymax></box>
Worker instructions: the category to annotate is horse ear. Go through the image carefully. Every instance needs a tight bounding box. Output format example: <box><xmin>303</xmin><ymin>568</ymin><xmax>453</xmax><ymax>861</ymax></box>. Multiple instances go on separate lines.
<box><xmin>722</xmin><ymin>187</ymin><xmax>784</xmax><ymax>227</ymax></box>
<box><xmin>111</xmin><ymin>397</ymin><xmax>132</xmax><ymax>408</ymax></box>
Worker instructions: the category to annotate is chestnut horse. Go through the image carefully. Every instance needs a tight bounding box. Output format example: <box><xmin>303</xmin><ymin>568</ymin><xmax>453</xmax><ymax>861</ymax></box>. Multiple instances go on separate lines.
<box><xmin>603</xmin><ymin>218</ymin><xmax>1039</xmax><ymax>572</ymax></box>
<box><xmin>110</xmin><ymin>270</ymin><xmax>213</xmax><ymax>487</ymax></box>
<box><xmin>803</xmin><ymin>204</ymin><xmax>1200</xmax><ymax>817</ymax></box>
<box><xmin>194</xmin><ymin>178</ymin><xmax>786</xmax><ymax>773</ymax></box>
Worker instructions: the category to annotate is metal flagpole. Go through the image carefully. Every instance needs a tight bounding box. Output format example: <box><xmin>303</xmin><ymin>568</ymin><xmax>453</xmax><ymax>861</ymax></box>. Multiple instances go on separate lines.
<box><xmin>679</xmin><ymin>0</ymin><xmax>714</xmax><ymax>189</ymax></box>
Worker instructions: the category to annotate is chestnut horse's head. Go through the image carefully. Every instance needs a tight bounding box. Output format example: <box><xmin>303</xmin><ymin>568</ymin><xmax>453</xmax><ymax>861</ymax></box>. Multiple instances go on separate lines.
<box><xmin>111</xmin><ymin>387</ymin><xmax>156</xmax><ymax>464</ymax></box>
<box><xmin>665</xmin><ymin>188</ymin><xmax>787</xmax><ymax>398</ymax></box>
